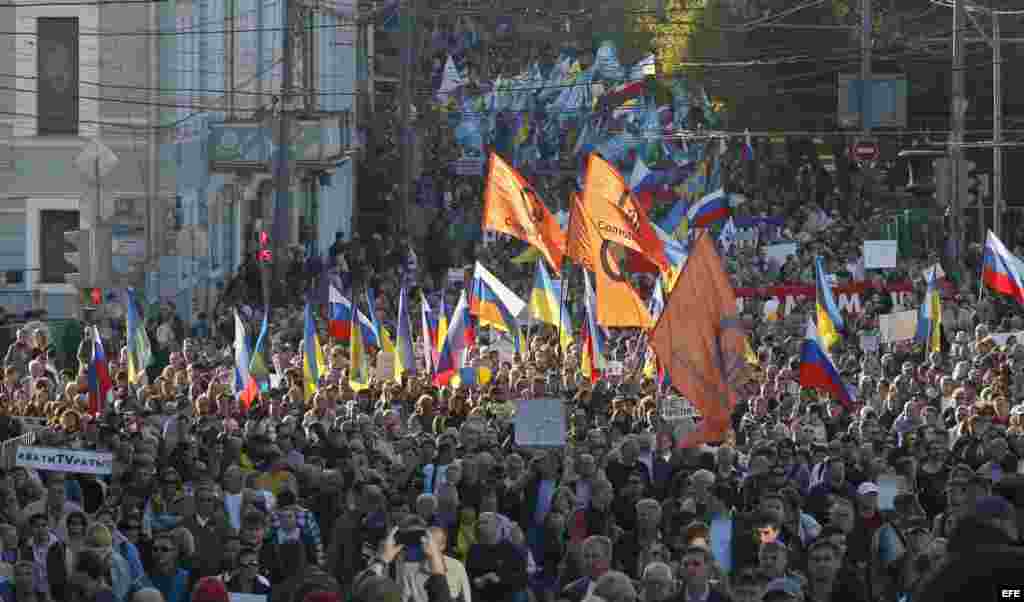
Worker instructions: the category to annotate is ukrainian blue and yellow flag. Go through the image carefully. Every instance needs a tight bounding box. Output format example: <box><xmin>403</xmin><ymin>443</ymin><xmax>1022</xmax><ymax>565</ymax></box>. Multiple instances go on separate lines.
<box><xmin>437</xmin><ymin>295</ymin><xmax>449</xmax><ymax>355</ymax></box>
<box><xmin>302</xmin><ymin>302</ymin><xmax>327</xmax><ymax>401</ymax></box>
<box><xmin>249</xmin><ymin>308</ymin><xmax>271</xmax><ymax>391</ymax></box>
<box><xmin>815</xmin><ymin>256</ymin><xmax>844</xmax><ymax>351</ymax></box>
<box><xmin>349</xmin><ymin>303</ymin><xmax>371</xmax><ymax>392</ymax></box>
<box><xmin>395</xmin><ymin>286</ymin><xmax>416</xmax><ymax>381</ymax></box>
<box><xmin>124</xmin><ymin>288</ymin><xmax>153</xmax><ymax>385</ymax></box>
<box><xmin>528</xmin><ymin>260</ymin><xmax>573</xmax><ymax>353</ymax></box>
<box><xmin>915</xmin><ymin>268</ymin><xmax>943</xmax><ymax>353</ymax></box>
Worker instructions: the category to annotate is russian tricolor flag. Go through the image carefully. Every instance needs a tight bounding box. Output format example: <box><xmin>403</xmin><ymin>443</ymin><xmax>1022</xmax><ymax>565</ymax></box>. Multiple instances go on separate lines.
<box><xmin>433</xmin><ymin>291</ymin><xmax>473</xmax><ymax>386</ymax></box>
<box><xmin>233</xmin><ymin>311</ymin><xmax>259</xmax><ymax>409</ymax></box>
<box><xmin>799</xmin><ymin>320</ymin><xmax>855</xmax><ymax>409</ymax></box>
<box><xmin>328</xmin><ymin>284</ymin><xmax>352</xmax><ymax>340</ymax></box>
<box><xmin>87</xmin><ymin>326</ymin><xmax>111</xmax><ymax>416</ymax></box>
<box><xmin>687</xmin><ymin>189</ymin><xmax>730</xmax><ymax>229</ymax></box>
<box><xmin>982</xmin><ymin>230</ymin><xmax>1024</xmax><ymax>306</ymax></box>
<box><xmin>468</xmin><ymin>261</ymin><xmax>526</xmax><ymax>337</ymax></box>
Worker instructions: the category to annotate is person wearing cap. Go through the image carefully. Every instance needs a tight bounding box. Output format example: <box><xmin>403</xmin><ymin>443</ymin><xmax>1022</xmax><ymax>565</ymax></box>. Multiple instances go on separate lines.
<box><xmin>845</xmin><ymin>482</ymin><xmax>882</xmax><ymax>570</ymax></box>
<box><xmin>191</xmin><ymin>576</ymin><xmax>230</xmax><ymax>602</ymax></box>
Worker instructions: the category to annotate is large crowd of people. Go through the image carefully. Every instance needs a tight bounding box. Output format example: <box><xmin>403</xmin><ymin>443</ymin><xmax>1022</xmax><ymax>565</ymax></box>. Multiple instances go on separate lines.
<box><xmin>1</xmin><ymin>189</ymin><xmax>1023</xmax><ymax>602</ymax></box>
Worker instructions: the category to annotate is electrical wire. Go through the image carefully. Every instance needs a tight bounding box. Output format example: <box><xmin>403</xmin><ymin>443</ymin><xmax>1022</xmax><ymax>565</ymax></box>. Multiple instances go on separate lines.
<box><xmin>0</xmin><ymin>0</ymin><xmax>160</xmax><ymax>5</ymax></box>
<box><xmin>929</xmin><ymin>0</ymin><xmax>1024</xmax><ymax>17</ymax></box>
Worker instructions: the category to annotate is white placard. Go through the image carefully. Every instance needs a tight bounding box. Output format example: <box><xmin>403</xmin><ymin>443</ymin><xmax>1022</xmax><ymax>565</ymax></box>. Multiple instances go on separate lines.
<box><xmin>15</xmin><ymin>446</ymin><xmax>114</xmax><ymax>475</ymax></box>
<box><xmin>878</xmin><ymin>310</ymin><xmax>918</xmax><ymax>343</ymax></box>
<box><xmin>860</xmin><ymin>334</ymin><xmax>880</xmax><ymax>353</ymax></box>
<box><xmin>987</xmin><ymin>331</ymin><xmax>1024</xmax><ymax>347</ymax></box>
<box><xmin>606</xmin><ymin>360</ymin><xmax>624</xmax><ymax>376</ymax></box>
<box><xmin>763</xmin><ymin>243</ymin><xmax>798</xmax><ymax>266</ymax></box>
<box><xmin>514</xmin><ymin>398</ymin><xmax>567</xmax><ymax>447</ymax></box>
<box><xmin>376</xmin><ymin>350</ymin><xmax>395</xmax><ymax>381</ymax></box>
<box><xmin>863</xmin><ymin>240</ymin><xmax>899</xmax><ymax>270</ymax></box>
<box><xmin>230</xmin><ymin>595</ymin><xmax>267</xmax><ymax>602</ymax></box>
<box><xmin>661</xmin><ymin>397</ymin><xmax>698</xmax><ymax>421</ymax></box>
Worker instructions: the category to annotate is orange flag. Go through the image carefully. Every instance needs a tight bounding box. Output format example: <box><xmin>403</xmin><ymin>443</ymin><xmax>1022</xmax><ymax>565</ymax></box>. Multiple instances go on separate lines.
<box><xmin>483</xmin><ymin>152</ymin><xmax>566</xmax><ymax>271</ymax></box>
<box><xmin>649</xmin><ymin>232</ymin><xmax>751</xmax><ymax>448</ymax></box>
<box><xmin>581</xmin><ymin>153</ymin><xmax>668</xmax><ymax>274</ymax></box>
<box><xmin>571</xmin><ymin>186</ymin><xmax>652</xmax><ymax>329</ymax></box>
<box><xmin>566</xmin><ymin>191</ymin><xmax>595</xmax><ymax>272</ymax></box>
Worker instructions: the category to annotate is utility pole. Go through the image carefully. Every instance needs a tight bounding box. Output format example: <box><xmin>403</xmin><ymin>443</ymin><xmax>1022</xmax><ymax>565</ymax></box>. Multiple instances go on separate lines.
<box><xmin>270</xmin><ymin>0</ymin><xmax>295</xmax><ymax>307</ymax></box>
<box><xmin>398</xmin><ymin>0</ymin><xmax>416</xmax><ymax>235</ymax></box>
<box><xmin>993</xmin><ymin>13</ymin><xmax>1003</xmax><ymax>239</ymax></box>
<box><xmin>950</xmin><ymin>0</ymin><xmax>966</xmax><ymax>275</ymax></box>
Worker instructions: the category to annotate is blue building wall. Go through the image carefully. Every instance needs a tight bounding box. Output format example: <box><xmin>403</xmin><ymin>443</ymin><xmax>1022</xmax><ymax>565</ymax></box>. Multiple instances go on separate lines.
<box><xmin>315</xmin><ymin>11</ymin><xmax>356</xmax><ymax>254</ymax></box>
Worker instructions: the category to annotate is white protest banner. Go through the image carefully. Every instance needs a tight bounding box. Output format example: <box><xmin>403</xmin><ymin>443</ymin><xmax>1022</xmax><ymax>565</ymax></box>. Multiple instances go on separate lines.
<box><xmin>515</xmin><ymin>398</ymin><xmax>566</xmax><ymax>447</ymax></box>
<box><xmin>763</xmin><ymin>243</ymin><xmax>798</xmax><ymax>266</ymax></box>
<box><xmin>863</xmin><ymin>240</ymin><xmax>899</xmax><ymax>270</ymax></box>
<box><xmin>878</xmin><ymin>310</ymin><xmax>918</xmax><ymax>344</ymax></box>
<box><xmin>860</xmin><ymin>334</ymin><xmax>880</xmax><ymax>353</ymax></box>
<box><xmin>16</xmin><ymin>446</ymin><xmax>113</xmax><ymax>475</ymax></box>
<box><xmin>606</xmin><ymin>360</ymin><xmax>624</xmax><ymax>377</ymax></box>
<box><xmin>230</xmin><ymin>594</ymin><xmax>268</xmax><ymax>602</ymax></box>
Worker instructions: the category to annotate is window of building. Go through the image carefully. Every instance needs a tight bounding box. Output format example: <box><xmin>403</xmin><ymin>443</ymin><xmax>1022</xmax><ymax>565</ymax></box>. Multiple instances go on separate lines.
<box><xmin>39</xmin><ymin>210</ymin><xmax>80</xmax><ymax>284</ymax></box>
<box><xmin>36</xmin><ymin>17</ymin><xmax>79</xmax><ymax>136</ymax></box>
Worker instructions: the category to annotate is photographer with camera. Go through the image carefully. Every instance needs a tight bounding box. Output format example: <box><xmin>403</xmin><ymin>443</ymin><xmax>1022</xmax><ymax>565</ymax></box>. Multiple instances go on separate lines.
<box><xmin>353</xmin><ymin>525</ymin><xmax>453</xmax><ymax>602</ymax></box>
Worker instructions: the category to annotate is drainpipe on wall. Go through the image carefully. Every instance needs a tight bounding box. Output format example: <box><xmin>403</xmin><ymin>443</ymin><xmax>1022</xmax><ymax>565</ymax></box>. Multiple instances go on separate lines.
<box><xmin>146</xmin><ymin>0</ymin><xmax>160</xmax><ymax>288</ymax></box>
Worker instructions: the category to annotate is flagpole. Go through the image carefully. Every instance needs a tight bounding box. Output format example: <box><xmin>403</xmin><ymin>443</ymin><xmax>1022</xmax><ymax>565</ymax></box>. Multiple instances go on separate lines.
<box><xmin>558</xmin><ymin>197</ymin><xmax>575</xmax><ymax>364</ymax></box>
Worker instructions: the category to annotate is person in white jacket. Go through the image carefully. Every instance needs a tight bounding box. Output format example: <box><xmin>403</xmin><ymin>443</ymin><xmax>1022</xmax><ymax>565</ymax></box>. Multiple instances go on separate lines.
<box><xmin>400</xmin><ymin>525</ymin><xmax>473</xmax><ymax>602</ymax></box>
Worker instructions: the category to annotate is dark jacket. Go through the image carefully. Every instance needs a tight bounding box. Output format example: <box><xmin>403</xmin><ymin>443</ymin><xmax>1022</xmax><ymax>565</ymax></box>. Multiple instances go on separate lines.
<box><xmin>180</xmin><ymin>511</ymin><xmax>233</xmax><ymax>579</ymax></box>
<box><xmin>45</xmin><ymin>541</ymin><xmax>74</xmax><ymax>602</ymax></box>
<box><xmin>465</xmin><ymin>541</ymin><xmax>528</xmax><ymax>602</ymax></box>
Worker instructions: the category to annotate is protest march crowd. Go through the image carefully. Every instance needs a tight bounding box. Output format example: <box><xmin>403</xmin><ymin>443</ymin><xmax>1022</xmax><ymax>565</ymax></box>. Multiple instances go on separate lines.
<box><xmin>4</xmin><ymin>140</ymin><xmax>1024</xmax><ymax>602</ymax></box>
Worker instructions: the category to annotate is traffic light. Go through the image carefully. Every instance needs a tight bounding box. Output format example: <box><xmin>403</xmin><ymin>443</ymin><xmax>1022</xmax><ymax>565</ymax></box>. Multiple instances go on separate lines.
<box><xmin>257</xmin><ymin>230</ymin><xmax>272</xmax><ymax>263</ymax></box>
<box><xmin>933</xmin><ymin>158</ymin><xmax>949</xmax><ymax>207</ymax></box>
<box><xmin>64</xmin><ymin>229</ymin><xmax>91</xmax><ymax>288</ymax></box>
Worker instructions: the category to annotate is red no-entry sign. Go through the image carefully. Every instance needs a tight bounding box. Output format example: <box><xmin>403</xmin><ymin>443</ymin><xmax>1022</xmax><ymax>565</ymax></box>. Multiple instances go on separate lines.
<box><xmin>852</xmin><ymin>141</ymin><xmax>879</xmax><ymax>162</ymax></box>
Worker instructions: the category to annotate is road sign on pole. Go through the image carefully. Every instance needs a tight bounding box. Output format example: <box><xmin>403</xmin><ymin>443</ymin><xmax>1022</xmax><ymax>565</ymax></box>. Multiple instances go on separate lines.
<box><xmin>852</xmin><ymin>140</ymin><xmax>880</xmax><ymax>162</ymax></box>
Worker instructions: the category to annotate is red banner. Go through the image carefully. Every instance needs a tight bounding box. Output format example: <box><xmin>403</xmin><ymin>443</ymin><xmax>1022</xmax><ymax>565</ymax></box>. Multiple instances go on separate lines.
<box><xmin>734</xmin><ymin>280</ymin><xmax>916</xmax><ymax>316</ymax></box>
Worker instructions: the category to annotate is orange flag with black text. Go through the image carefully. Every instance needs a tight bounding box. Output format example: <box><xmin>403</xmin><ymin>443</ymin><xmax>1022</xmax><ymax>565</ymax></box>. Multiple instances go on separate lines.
<box><xmin>581</xmin><ymin>153</ymin><xmax>668</xmax><ymax>274</ymax></box>
<box><xmin>571</xmin><ymin>186</ymin><xmax>652</xmax><ymax>329</ymax></box>
<box><xmin>483</xmin><ymin>152</ymin><xmax>566</xmax><ymax>271</ymax></box>
<box><xmin>566</xmin><ymin>191</ymin><xmax>595</xmax><ymax>272</ymax></box>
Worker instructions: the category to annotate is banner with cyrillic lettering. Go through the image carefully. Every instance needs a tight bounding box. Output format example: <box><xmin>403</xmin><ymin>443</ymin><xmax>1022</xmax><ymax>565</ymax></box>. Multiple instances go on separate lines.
<box><xmin>15</xmin><ymin>446</ymin><xmax>114</xmax><ymax>475</ymax></box>
<box><xmin>734</xmin><ymin>280</ymin><xmax>915</xmax><ymax>316</ymax></box>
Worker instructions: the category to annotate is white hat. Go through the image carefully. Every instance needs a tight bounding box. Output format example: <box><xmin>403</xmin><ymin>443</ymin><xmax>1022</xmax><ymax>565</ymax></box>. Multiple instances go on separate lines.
<box><xmin>857</xmin><ymin>482</ymin><xmax>880</xmax><ymax>496</ymax></box>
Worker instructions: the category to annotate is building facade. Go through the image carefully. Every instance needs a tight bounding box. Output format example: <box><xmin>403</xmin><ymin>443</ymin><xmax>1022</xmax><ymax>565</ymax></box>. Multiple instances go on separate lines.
<box><xmin>0</xmin><ymin>0</ymin><xmax>357</xmax><ymax>324</ymax></box>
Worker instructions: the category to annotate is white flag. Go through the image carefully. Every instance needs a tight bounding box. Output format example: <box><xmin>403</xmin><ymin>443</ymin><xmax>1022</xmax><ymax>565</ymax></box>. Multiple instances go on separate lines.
<box><xmin>436</xmin><ymin>55</ymin><xmax>465</xmax><ymax>104</ymax></box>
